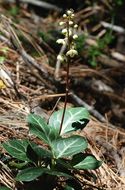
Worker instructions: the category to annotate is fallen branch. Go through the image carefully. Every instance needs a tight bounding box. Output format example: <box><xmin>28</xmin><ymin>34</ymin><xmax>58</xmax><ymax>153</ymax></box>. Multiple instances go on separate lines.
<box><xmin>101</xmin><ymin>21</ymin><xmax>125</xmax><ymax>34</ymax></box>
<box><xmin>4</xmin><ymin>0</ymin><xmax>62</xmax><ymax>12</ymax></box>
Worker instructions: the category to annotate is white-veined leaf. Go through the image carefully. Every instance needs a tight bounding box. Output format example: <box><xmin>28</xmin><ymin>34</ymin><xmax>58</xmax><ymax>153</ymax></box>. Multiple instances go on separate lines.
<box><xmin>51</xmin><ymin>135</ymin><xmax>88</xmax><ymax>159</ymax></box>
<box><xmin>49</xmin><ymin>107</ymin><xmax>89</xmax><ymax>135</ymax></box>
<box><xmin>27</xmin><ymin>114</ymin><xmax>59</xmax><ymax>145</ymax></box>
<box><xmin>72</xmin><ymin>155</ymin><xmax>102</xmax><ymax>170</ymax></box>
<box><xmin>15</xmin><ymin>167</ymin><xmax>45</xmax><ymax>181</ymax></box>
<box><xmin>3</xmin><ymin>139</ymin><xmax>30</xmax><ymax>162</ymax></box>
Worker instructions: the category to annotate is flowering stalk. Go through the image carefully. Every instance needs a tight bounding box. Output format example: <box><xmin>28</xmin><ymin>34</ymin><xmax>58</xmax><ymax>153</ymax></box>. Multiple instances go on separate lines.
<box><xmin>56</xmin><ymin>9</ymin><xmax>78</xmax><ymax>134</ymax></box>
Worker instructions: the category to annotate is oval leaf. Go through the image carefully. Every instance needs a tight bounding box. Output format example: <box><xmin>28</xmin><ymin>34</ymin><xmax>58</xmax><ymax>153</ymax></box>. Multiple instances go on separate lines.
<box><xmin>51</xmin><ymin>135</ymin><xmax>88</xmax><ymax>159</ymax></box>
<box><xmin>2</xmin><ymin>139</ymin><xmax>30</xmax><ymax>162</ymax></box>
<box><xmin>15</xmin><ymin>167</ymin><xmax>45</xmax><ymax>181</ymax></box>
<box><xmin>49</xmin><ymin>107</ymin><xmax>89</xmax><ymax>135</ymax></box>
<box><xmin>72</xmin><ymin>155</ymin><xmax>102</xmax><ymax>170</ymax></box>
<box><xmin>27</xmin><ymin>114</ymin><xmax>58</xmax><ymax>145</ymax></box>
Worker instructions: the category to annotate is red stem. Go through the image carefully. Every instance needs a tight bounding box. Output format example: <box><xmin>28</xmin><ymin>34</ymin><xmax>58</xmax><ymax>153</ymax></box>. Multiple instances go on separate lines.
<box><xmin>59</xmin><ymin>58</ymin><xmax>70</xmax><ymax>134</ymax></box>
<box><xmin>59</xmin><ymin>20</ymin><xmax>70</xmax><ymax>134</ymax></box>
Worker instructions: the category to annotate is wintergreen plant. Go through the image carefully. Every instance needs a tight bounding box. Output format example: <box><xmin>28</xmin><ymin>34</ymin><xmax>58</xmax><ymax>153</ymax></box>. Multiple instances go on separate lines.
<box><xmin>2</xmin><ymin>9</ymin><xmax>102</xmax><ymax>190</ymax></box>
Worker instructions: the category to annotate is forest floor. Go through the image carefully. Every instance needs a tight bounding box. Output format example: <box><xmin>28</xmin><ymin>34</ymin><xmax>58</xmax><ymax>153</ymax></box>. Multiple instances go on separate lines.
<box><xmin>0</xmin><ymin>1</ymin><xmax>125</xmax><ymax>189</ymax></box>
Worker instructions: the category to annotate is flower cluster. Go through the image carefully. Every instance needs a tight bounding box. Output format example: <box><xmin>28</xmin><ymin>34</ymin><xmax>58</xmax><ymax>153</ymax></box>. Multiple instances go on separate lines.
<box><xmin>56</xmin><ymin>9</ymin><xmax>78</xmax><ymax>62</ymax></box>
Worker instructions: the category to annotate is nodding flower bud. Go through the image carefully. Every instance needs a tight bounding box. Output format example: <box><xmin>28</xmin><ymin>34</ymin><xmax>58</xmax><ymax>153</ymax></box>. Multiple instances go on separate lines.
<box><xmin>67</xmin><ymin>10</ymin><xmax>74</xmax><ymax>16</ymax></box>
<box><xmin>56</xmin><ymin>39</ymin><xmax>65</xmax><ymax>45</ymax></box>
<box><xmin>66</xmin><ymin>29</ymin><xmax>72</xmax><ymax>37</ymax></box>
<box><xmin>59</xmin><ymin>21</ymin><xmax>65</xmax><ymax>26</ymax></box>
<box><xmin>69</xmin><ymin>21</ymin><xmax>74</xmax><ymax>26</ymax></box>
<box><xmin>74</xmin><ymin>24</ymin><xmax>78</xmax><ymax>28</ymax></box>
<box><xmin>57</xmin><ymin>55</ymin><xmax>64</xmax><ymax>62</ymax></box>
<box><xmin>62</xmin><ymin>28</ymin><xmax>67</xmax><ymax>35</ymax></box>
<box><xmin>73</xmin><ymin>34</ymin><xmax>78</xmax><ymax>39</ymax></box>
<box><xmin>63</xmin><ymin>14</ymin><xmax>67</xmax><ymax>18</ymax></box>
<box><xmin>71</xmin><ymin>13</ymin><xmax>74</xmax><ymax>18</ymax></box>
<box><xmin>66</xmin><ymin>49</ymin><xmax>78</xmax><ymax>57</ymax></box>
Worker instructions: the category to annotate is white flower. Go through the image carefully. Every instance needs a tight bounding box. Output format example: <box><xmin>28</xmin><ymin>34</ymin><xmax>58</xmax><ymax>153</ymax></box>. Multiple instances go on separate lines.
<box><xmin>74</xmin><ymin>24</ymin><xmax>78</xmax><ymax>28</ymax></box>
<box><xmin>63</xmin><ymin>14</ymin><xmax>67</xmax><ymax>18</ymax></box>
<box><xmin>68</xmin><ymin>29</ymin><xmax>72</xmax><ymax>36</ymax></box>
<box><xmin>56</xmin><ymin>39</ymin><xmax>65</xmax><ymax>45</ymax></box>
<box><xmin>65</xmin><ymin>29</ymin><xmax>72</xmax><ymax>37</ymax></box>
<box><xmin>59</xmin><ymin>21</ymin><xmax>65</xmax><ymax>26</ymax></box>
<box><xmin>62</xmin><ymin>28</ymin><xmax>67</xmax><ymax>35</ymax></box>
<box><xmin>73</xmin><ymin>34</ymin><xmax>78</xmax><ymax>39</ymax></box>
<box><xmin>67</xmin><ymin>10</ymin><xmax>73</xmax><ymax>16</ymax></box>
<box><xmin>66</xmin><ymin>49</ymin><xmax>78</xmax><ymax>57</ymax></box>
<box><xmin>71</xmin><ymin>13</ymin><xmax>75</xmax><ymax>18</ymax></box>
<box><xmin>69</xmin><ymin>21</ymin><xmax>73</xmax><ymax>26</ymax></box>
<box><xmin>57</xmin><ymin>55</ymin><xmax>64</xmax><ymax>62</ymax></box>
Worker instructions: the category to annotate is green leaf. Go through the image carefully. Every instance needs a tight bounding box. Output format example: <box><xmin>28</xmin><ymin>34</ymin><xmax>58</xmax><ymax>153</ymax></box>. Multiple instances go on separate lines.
<box><xmin>51</xmin><ymin>135</ymin><xmax>88</xmax><ymax>159</ymax></box>
<box><xmin>2</xmin><ymin>139</ymin><xmax>30</xmax><ymax>162</ymax></box>
<box><xmin>49</xmin><ymin>107</ymin><xmax>89</xmax><ymax>135</ymax></box>
<box><xmin>0</xmin><ymin>187</ymin><xmax>11</xmax><ymax>190</ymax></box>
<box><xmin>56</xmin><ymin>158</ymin><xmax>73</xmax><ymax>170</ymax></box>
<box><xmin>15</xmin><ymin>167</ymin><xmax>71</xmax><ymax>182</ymax></box>
<box><xmin>15</xmin><ymin>167</ymin><xmax>45</xmax><ymax>181</ymax></box>
<box><xmin>64</xmin><ymin>185</ymin><xmax>75</xmax><ymax>190</ymax></box>
<box><xmin>28</xmin><ymin>142</ymin><xmax>52</xmax><ymax>159</ymax></box>
<box><xmin>27</xmin><ymin>114</ymin><xmax>58</xmax><ymax>145</ymax></box>
<box><xmin>44</xmin><ymin>170</ymin><xmax>72</xmax><ymax>178</ymax></box>
<box><xmin>26</xmin><ymin>144</ymin><xmax>39</xmax><ymax>163</ymax></box>
<box><xmin>72</xmin><ymin>154</ymin><xmax>102</xmax><ymax>170</ymax></box>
